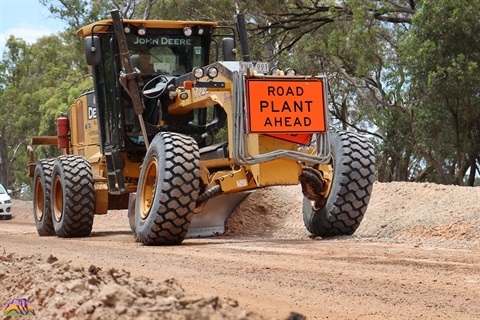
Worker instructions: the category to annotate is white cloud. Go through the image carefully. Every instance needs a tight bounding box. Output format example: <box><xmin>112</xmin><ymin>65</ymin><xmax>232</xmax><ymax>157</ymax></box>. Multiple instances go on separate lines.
<box><xmin>0</xmin><ymin>25</ymin><xmax>59</xmax><ymax>55</ymax></box>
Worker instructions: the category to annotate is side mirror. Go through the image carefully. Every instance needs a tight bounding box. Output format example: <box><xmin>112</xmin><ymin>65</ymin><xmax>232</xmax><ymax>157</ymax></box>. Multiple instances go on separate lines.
<box><xmin>222</xmin><ymin>38</ymin><xmax>236</xmax><ymax>61</ymax></box>
<box><xmin>7</xmin><ymin>189</ymin><xmax>12</xmax><ymax>195</ymax></box>
<box><xmin>84</xmin><ymin>36</ymin><xmax>103</xmax><ymax>66</ymax></box>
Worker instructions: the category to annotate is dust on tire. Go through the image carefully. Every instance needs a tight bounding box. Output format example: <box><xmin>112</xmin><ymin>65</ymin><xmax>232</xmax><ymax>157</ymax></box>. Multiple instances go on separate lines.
<box><xmin>134</xmin><ymin>132</ymin><xmax>200</xmax><ymax>245</ymax></box>
<box><xmin>33</xmin><ymin>159</ymin><xmax>55</xmax><ymax>236</ymax></box>
<box><xmin>303</xmin><ymin>130</ymin><xmax>376</xmax><ymax>236</ymax></box>
<box><xmin>51</xmin><ymin>155</ymin><xmax>95</xmax><ymax>238</ymax></box>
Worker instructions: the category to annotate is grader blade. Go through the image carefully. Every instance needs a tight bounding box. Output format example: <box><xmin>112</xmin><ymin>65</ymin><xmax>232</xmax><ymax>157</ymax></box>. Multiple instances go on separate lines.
<box><xmin>186</xmin><ymin>192</ymin><xmax>251</xmax><ymax>238</ymax></box>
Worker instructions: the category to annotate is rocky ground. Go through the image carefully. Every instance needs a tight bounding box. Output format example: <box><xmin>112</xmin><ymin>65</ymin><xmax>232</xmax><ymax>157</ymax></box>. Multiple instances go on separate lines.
<box><xmin>1</xmin><ymin>181</ymin><xmax>479</xmax><ymax>319</ymax></box>
<box><xmin>1</xmin><ymin>254</ymin><xmax>262</xmax><ymax>319</ymax></box>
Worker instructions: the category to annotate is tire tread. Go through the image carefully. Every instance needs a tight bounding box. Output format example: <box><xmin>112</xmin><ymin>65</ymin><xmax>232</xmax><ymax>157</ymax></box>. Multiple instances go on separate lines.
<box><xmin>52</xmin><ymin>155</ymin><xmax>95</xmax><ymax>238</ymax></box>
<box><xmin>136</xmin><ymin>132</ymin><xmax>200</xmax><ymax>245</ymax></box>
<box><xmin>303</xmin><ymin>130</ymin><xmax>375</xmax><ymax>236</ymax></box>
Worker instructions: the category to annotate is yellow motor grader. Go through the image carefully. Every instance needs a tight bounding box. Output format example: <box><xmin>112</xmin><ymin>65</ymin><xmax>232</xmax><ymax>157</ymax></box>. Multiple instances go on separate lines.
<box><xmin>27</xmin><ymin>10</ymin><xmax>375</xmax><ymax>245</ymax></box>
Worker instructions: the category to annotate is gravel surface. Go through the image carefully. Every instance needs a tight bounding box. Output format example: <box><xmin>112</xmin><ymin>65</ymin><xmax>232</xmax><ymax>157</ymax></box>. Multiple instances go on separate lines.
<box><xmin>1</xmin><ymin>181</ymin><xmax>479</xmax><ymax>319</ymax></box>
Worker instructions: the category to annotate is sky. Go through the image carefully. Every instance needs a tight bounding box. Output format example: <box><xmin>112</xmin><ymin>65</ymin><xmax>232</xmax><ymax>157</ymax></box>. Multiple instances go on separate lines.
<box><xmin>0</xmin><ymin>0</ymin><xmax>66</xmax><ymax>55</ymax></box>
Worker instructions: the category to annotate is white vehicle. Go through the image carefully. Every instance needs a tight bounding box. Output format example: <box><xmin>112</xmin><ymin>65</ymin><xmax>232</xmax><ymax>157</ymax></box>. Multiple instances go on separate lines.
<box><xmin>0</xmin><ymin>184</ymin><xmax>12</xmax><ymax>220</ymax></box>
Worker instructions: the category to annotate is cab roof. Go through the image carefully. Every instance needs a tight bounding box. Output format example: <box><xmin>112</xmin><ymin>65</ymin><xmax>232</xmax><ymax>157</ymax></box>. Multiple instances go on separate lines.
<box><xmin>76</xmin><ymin>19</ymin><xmax>218</xmax><ymax>37</ymax></box>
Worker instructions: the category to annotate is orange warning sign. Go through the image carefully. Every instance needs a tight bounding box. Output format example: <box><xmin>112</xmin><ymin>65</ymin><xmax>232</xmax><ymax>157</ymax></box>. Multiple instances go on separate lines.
<box><xmin>246</xmin><ymin>78</ymin><xmax>327</xmax><ymax>134</ymax></box>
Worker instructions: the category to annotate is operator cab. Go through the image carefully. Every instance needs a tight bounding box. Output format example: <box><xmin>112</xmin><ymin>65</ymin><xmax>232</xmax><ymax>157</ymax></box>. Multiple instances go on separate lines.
<box><xmin>78</xmin><ymin>19</ymin><xmax>218</xmax><ymax>158</ymax></box>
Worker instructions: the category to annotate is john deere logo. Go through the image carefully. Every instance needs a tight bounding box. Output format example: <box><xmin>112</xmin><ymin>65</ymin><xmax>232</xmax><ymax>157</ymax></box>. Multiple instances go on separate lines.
<box><xmin>3</xmin><ymin>298</ymin><xmax>36</xmax><ymax>316</ymax></box>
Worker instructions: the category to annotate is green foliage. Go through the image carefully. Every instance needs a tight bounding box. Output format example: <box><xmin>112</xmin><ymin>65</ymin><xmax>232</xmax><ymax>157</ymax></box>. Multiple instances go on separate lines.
<box><xmin>0</xmin><ymin>31</ymin><xmax>92</xmax><ymax>195</ymax></box>
<box><xmin>401</xmin><ymin>0</ymin><xmax>480</xmax><ymax>184</ymax></box>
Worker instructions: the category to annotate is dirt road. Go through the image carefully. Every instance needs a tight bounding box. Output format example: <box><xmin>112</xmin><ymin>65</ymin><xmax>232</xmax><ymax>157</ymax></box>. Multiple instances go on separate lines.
<box><xmin>1</xmin><ymin>182</ymin><xmax>480</xmax><ymax>319</ymax></box>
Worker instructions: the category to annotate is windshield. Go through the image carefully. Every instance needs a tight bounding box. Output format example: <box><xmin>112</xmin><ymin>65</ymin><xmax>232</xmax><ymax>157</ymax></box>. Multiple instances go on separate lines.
<box><xmin>126</xmin><ymin>34</ymin><xmax>205</xmax><ymax>76</ymax></box>
<box><xmin>0</xmin><ymin>185</ymin><xmax>6</xmax><ymax>194</ymax></box>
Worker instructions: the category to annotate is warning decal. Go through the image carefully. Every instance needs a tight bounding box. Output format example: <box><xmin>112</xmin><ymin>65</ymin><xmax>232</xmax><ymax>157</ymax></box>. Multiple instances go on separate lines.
<box><xmin>246</xmin><ymin>78</ymin><xmax>327</xmax><ymax>134</ymax></box>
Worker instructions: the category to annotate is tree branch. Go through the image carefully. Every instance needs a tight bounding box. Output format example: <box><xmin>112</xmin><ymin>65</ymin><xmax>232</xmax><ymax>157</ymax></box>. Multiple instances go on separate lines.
<box><xmin>253</xmin><ymin>1</ymin><xmax>416</xmax><ymax>58</ymax></box>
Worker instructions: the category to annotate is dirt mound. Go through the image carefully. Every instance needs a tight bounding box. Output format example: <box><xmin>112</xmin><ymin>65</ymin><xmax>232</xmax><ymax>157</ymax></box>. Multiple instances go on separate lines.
<box><xmin>226</xmin><ymin>186</ymin><xmax>307</xmax><ymax>239</ymax></box>
<box><xmin>227</xmin><ymin>182</ymin><xmax>480</xmax><ymax>246</ymax></box>
<box><xmin>0</xmin><ymin>253</ymin><xmax>263</xmax><ymax>320</ymax></box>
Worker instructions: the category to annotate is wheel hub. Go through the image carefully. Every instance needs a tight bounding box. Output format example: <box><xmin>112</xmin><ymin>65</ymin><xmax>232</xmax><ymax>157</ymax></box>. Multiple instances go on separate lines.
<box><xmin>140</xmin><ymin>158</ymin><xmax>157</xmax><ymax>219</ymax></box>
<box><xmin>35</xmin><ymin>178</ymin><xmax>44</xmax><ymax>220</ymax></box>
<box><xmin>53</xmin><ymin>176</ymin><xmax>64</xmax><ymax>222</ymax></box>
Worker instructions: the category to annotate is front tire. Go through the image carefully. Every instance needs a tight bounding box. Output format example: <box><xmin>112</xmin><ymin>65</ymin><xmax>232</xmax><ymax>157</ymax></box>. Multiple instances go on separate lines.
<box><xmin>51</xmin><ymin>155</ymin><xmax>95</xmax><ymax>237</ymax></box>
<box><xmin>303</xmin><ymin>130</ymin><xmax>375</xmax><ymax>236</ymax></box>
<box><xmin>33</xmin><ymin>159</ymin><xmax>55</xmax><ymax>236</ymax></box>
<box><xmin>135</xmin><ymin>132</ymin><xmax>200</xmax><ymax>245</ymax></box>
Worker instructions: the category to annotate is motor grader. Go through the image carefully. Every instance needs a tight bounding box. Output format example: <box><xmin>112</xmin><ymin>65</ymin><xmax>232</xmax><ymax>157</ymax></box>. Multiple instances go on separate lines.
<box><xmin>27</xmin><ymin>10</ymin><xmax>375</xmax><ymax>245</ymax></box>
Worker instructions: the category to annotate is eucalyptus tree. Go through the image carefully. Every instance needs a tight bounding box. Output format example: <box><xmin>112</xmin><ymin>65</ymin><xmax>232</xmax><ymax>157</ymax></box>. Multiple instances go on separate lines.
<box><xmin>0</xmin><ymin>34</ymin><xmax>90</xmax><ymax>194</ymax></box>
<box><xmin>0</xmin><ymin>37</ymin><xmax>30</xmax><ymax>188</ymax></box>
<box><xmin>402</xmin><ymin>0</ymin><xmax>480</xmax><ymax>185</ymax></box>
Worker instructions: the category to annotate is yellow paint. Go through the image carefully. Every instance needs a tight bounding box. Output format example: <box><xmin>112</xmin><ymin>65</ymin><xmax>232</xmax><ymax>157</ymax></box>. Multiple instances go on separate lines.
<box><xmin>77</xmin><ymin>19</ymin><xmax>218</xmax><ymax>37</ymax></box>
<box><xmin>212</xmin><ymin>167</ymin><xmax>255</xmax><ymax>193</ymax></box>
<box><xmin>69</xmin><ymin>93</ymin><xmax>100</xmax><ymax>161</ymax></box>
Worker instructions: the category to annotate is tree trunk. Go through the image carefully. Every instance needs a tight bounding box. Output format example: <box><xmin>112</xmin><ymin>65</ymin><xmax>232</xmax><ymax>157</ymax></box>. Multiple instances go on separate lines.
<box><xmin>143</xmin><ymin>0</ymin><xmax>155</xmax><ymax>20</ymax></box>
<box><xmin>0</xmin><ymin>132</ymin><xmax>9</xmax><ymax>188</ymax></box>
<box><xmin>467</xmin><ymin>156</ymin><xmax>477</xmax><ymax>187</ymax></box>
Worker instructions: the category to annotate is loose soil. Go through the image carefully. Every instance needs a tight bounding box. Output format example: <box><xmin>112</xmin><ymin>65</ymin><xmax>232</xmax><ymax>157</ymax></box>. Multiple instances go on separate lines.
<box><xmin>1</xmin><ymin>181</ymin><xmax>479</xmax><ymax>319</ymax></box>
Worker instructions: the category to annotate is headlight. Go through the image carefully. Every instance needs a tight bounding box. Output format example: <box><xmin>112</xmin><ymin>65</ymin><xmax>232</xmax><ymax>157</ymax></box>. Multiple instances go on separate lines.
<box><xmin>180</xmin><ymin>91</ymin><xmax>189</xmax><ymax>100</ymax></box>
<box><xmin>206</xmin><ymin>67</ymin><xmax>218</xmax><ymax>79</ymax></box>
<box><xmin>269</xmin><ymin>67</ymin><xmax>282</xmax><ymax>76</ymax></box>
<box><xmin>192</xmin><ymin>67</ymin><xmax>204</xmax><ymax>79</ymax></box>
<box><xmin>137</xmin><ymin>26</ymin><xmax>147</xmax><ymax>36</ymax></box>
<box><xmin>284</xmin><ymin>68</ymin><xmax>297</xmax><ymax>76</ymax></box>
<box><xmin>183</xmin><ymin>26</ymin><xmax>193</xmax><ymax>37</ymax></box>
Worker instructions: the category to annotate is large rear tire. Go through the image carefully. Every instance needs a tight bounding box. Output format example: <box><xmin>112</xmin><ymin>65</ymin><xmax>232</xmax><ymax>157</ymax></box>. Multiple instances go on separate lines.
<box><xmin>303</xmin><ymin>130</ymin><xmax>375</xmax><ymax>236</ymax></box>
<box><xmin>51</xmin><ymin>155</ymin><xmax>95</xmax><ymax>237</ymax></box>
<box><xmin>134</xmin><ymin>132</ymin><xmax>200</xmax><ymax>245</ymax></box>
<box><xmin>33</xmin><ymin>159</ymin><xmax>55</xmax><ymax>236</ymax></box>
